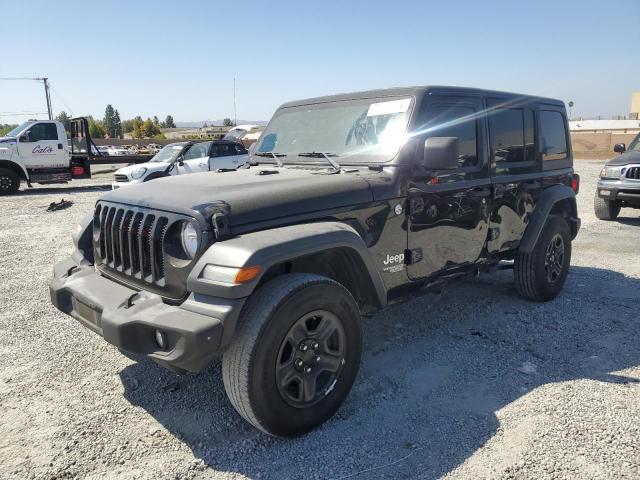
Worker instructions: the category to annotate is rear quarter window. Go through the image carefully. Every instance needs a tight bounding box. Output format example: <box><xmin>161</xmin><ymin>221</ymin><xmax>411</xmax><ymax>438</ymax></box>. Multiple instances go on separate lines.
<box><xmin>539</xmin><ymin>111</ymin><xmax>568</xmax><ymax>161</ymax></box>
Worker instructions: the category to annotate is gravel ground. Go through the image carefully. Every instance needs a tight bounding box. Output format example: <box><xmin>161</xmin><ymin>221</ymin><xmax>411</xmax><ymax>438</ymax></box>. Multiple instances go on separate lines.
<box><xmin>1</xmin><ymin>161</ymin><xmax>639</xmax><ymax>480</ymax></box>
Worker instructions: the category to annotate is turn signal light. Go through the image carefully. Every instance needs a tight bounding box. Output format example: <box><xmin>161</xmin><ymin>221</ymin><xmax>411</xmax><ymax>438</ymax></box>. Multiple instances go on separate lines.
<box><xmin>235</xmin><ymin>266</ymin><xmax>262</xmax><ymax>284</ymax></box>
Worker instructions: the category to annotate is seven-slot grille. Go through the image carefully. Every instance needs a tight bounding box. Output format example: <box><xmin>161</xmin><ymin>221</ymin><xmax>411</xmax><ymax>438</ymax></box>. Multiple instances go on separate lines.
<box><xmin>94</xmin><ymin>203</ymin><xmax>169</xmax><ymax>285</ymax></box>
<box><xmin>626</xmin><ymin>167</ymin><xmax>640</xmax><ymax>180</ymax></box>
<box><xmin>114</xmin><ymin>174</ymin><xmax>129</xmax><ymax>182</ymax></box>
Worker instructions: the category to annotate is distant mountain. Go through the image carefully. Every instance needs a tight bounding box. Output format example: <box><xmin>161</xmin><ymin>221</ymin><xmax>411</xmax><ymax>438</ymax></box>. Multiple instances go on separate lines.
<box><xmin>175</xmin><ymin>120</ymin><xmax>268</xmax><ymax>128</ymax></box>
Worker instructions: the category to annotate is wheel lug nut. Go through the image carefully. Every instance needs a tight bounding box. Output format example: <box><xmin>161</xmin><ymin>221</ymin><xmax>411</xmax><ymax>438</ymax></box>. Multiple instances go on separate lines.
<box><xmin>295</xmin><ymin>359</ymin><xmax>303</xmax><ymax>367</ymax></box>
<box><xmin>299</xmin><ymin>343</ymin><xmax>308</xmax><ymax>351</ymax></box>
<box><xmin>304</xmin><ymin>366</ymin><xmax>312</xmax><ymax>373</ymax></box>
<box><xmin>312</xmin><ymin>342</ymin><xmax>319</xmax><ymax>349</ymax></box>
<box><xmin>315</xmin><ymin>356</ymin><xmax>321</xmax><ymax>362</ymax></box>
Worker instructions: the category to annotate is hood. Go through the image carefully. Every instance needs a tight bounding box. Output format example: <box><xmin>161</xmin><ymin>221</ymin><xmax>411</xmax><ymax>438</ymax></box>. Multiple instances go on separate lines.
<box><xmin>100</xmin><ymin>167</ymin><xmax>374</xmax><ymax>229</ymax></box>
<box><xmin>115</xmin><ymin>161</ymin><xmax>169</xmax><ymax>176</ymax></box>
<box><xmin>0</xmin><ymin>137</ymin><xmax>16</xmax><ymax>144</ymax></box>
<box><xmin>606</xmin><ymin>150</ymin><xmax>640</xmax><ymax>166</ymax></box>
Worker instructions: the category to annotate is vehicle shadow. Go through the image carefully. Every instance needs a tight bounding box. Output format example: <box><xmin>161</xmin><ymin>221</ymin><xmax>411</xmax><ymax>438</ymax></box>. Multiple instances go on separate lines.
<box><xmin>13</xmin><ymin>184</ymin><xmax>112</xmax><ymax>196</ymax></box>
<box><xmin>120</xmin><ymin>266</ymin><xmax>640</xmax><ymax>479</ymax></box>
<box><xmin>616</xmin><ymin>215</ymin><xmax>640</xmax><ymax>226</ymax></box>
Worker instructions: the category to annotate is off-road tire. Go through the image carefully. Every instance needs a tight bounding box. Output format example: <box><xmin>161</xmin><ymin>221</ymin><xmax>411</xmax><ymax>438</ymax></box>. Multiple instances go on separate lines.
<box><xmin>222</xmin><ymin>273</ymin><xmax>362</xmax><ymax>437</ymax></box>
<box><xmin>0</xmin><ymin>168</ymin><xmax>20</xmax><ymax>195</ymax></box>
<box><xmin>594</xmin><ymin>191</ymin><xmax>621</xmax><ymax>220</ymax></box>
<box><xmin>514</xmin><ymin>216</ymin><xmax>572</xmax><ymax>302</ymax></box>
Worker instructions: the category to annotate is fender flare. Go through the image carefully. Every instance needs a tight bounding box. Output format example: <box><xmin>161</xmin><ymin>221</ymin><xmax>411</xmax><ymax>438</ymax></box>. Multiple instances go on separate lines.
<box><xmin>519</xmin><ymin>184</ymin><xmax>578</xmax><ymax>253</ymax></box>
<box><xmin>0</xmin><ymin>159</ymin><xmax>29</xmax><ymax>180</ymax></box>
<box><xmin>186</xmin><ymin>221</ymin><xmax>387</xmax><ymax>306</ymax></box>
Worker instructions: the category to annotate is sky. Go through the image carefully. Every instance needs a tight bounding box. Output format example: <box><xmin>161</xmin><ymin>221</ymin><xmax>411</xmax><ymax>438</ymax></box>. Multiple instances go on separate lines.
<box><xmin>1</xmin><ymin>0</ymin><xmax>639</xmax><ymax>125</ymax></box>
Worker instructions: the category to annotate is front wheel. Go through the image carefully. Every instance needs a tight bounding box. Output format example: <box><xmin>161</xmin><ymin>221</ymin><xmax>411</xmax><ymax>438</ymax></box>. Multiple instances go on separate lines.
<box><xmin>594</xmin><ymin>191</ymin><xmax>621</xmax><ymax>220</ymax></box>
<box><xmin>514</xmin><ymin>216</ymin><xmax>572</xmax><ymax>302</ymax></box>
<box><xmin>222</xmin><ymin>273</ymin><xmax>362</xmax><ymax>437</ymax></box>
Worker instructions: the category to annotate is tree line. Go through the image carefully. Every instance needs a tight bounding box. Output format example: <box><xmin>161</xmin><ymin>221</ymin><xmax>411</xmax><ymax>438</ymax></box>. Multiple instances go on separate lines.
<box><xmin>56</xmin><ymin>105</ymin><xmax>177</xmax><ymax>140</ymax></box>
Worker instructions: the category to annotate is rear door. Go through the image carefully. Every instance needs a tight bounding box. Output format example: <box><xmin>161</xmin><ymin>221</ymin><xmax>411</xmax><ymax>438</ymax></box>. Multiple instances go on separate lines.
<box><xmin>485</xmin><ymin>98</ymin><xmax>541</xmax><ymax>254</ymax></box>
<box><xmin>407</xmin><ymin>95</ymin><xmax>491</xmax><ymax>280</ymax></box>
<box><xmin>208</xmin><ymin>142</ymin><xmax>245</xmax><ymax>170</ymax></box>
<box><xmin>17</xmin><ymin>122</ymin><xmax>67</xmax><ymax>169</ymax></box>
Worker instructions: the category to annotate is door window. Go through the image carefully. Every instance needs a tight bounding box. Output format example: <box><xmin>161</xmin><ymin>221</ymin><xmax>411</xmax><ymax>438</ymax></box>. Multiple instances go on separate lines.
<box><xmin>488</xmin><ymin>108</ymin><xmax>525</xmax><ymax>164</ymax></box>
<box><xmin>234</xmin><ymin>144</ymin><xmax>247</xmax><ymax>155</ymax></box>
<box><xmin>183</xmin><ymin>142</ymin><xmax>211</xmax><ymax>160</ymax></box>
<box><xmin>421</xmin><ymin>104</ymin><xmax>478</xmax><ymax>168</ymax></box>
<box><xmin>28</xmin><ymin>123</ymin><xmax>58</xmax><ymax>141</ymax></box>
<box><xmin>539</xmin><ymin>111</ymin><xmax>568</xmax><ymax>161</ymax></box>
<box><xmin>210</xmin><ymin>144</ymin><xmax>236</xmax><ymax>157</ymax></box>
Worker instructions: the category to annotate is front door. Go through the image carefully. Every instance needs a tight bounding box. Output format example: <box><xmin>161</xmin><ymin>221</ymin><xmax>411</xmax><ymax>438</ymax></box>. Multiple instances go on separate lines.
<box><xmin>175</xmin><ymin>142</ymin><xmax>212</xmax><ymax>175</ymax></box>
<box><xmin>17</xmin><ymin>122</ymin><xmax>66</xmax><ymax>169</ymax></box>
<box><xmin>407</xmin><ymin>95</ymin><xmax>491</xmax><ymax>280</ymax></box>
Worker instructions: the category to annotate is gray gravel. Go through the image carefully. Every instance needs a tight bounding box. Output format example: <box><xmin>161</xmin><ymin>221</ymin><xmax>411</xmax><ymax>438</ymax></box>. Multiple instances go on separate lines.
<box><xmin>1</xmin><ymin>161</ymin><xmax>639</xmax><ymax>480</ymax></box>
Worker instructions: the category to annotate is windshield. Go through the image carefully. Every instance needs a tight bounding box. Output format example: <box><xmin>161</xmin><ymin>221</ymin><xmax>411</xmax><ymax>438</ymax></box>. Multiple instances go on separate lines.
<box><xmin>628</xmin><ymin>133</ymin><xmax>640</xmax><ymax>153</ymax></box>
<box><xmin>150</xmin><ymin>144</ymin><xmax>186</xmax><ymax>162</ymax></box>
<box><xmin>4</xmin><ymin>122</ymin><xmax>32</xmax><ymax>138</ymax></box>
<box><xmin>255</xmin><ymin>97</ymin><xmax>413</xmax><ymax>163</ymax></box>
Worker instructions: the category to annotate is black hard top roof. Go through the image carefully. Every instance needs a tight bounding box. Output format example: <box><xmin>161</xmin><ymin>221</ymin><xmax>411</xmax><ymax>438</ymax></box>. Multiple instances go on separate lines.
<box><xmin>279</xmin><ymin>85</ymin><xmax>564</xmax><ymax>109</ymax></box>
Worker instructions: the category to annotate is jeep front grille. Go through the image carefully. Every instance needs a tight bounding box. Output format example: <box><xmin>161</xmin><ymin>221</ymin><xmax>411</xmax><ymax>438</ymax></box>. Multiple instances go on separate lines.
<box><xmin>94</xmin><ymin>203</ymin><xmax>169</xmax><ymax>285</ymax></box>
<box><xmin>114</xmin><ymin>174</ymin><xmax>129</xmax><ymax>182</ymax></box>
<box><xmin>625</xmin><ymin>167</ymin><xmax>640</xmax><ymax>180</ymax></box>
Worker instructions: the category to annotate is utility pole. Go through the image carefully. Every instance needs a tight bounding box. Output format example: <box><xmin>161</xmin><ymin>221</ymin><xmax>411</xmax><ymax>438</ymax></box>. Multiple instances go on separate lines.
<box><xmin>233</xmin><ymin>77</ymin><xmax>237</xmax><ymax>127</ymax></box>
<box><xmin>0</xmin><ymin>77</ymin><xmax>53</xmax><ymax>120</ymax></box>
<box><xmin>41</xmin><ymin>78</ymin><xmax>53</xmax><ymax>120</ymax></box>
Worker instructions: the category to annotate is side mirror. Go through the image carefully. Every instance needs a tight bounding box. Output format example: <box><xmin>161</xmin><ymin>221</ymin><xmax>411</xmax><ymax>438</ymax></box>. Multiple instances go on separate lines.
<box><xmin>19</xmin><ymin>133</ymin><xmax>30</xmax><ymax>143</ymax></box>
<box><xmin>614</xmin><ymin>143</ymin><xmax>626</xmax><ymax>154</ymax></box>
<box><xmin>423</xmin><ymin>137</ymin><xmax>459</xmax><ymax>171</ymax></box>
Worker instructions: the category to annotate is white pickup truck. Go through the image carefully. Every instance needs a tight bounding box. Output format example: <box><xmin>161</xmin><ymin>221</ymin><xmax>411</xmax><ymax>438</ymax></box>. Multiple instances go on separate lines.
<box><xmin>0</xmin><ymin>117</ymin><xmax>151</xmax><ymax>195</ymax></box>
<box><xmin>111</xmin><ymin>140</ymin><xmax>249</xmax><ymax>189</ymax></box>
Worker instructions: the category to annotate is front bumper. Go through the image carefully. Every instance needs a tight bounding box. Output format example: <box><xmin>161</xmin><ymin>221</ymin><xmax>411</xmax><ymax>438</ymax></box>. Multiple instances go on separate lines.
<box><xmin>49</xmin><ymin>257</ymin><xmax>245</xmax><ymax>372</ymax></box>
<box><xmin>597</xmin><ymin>178</ymin><xmax>640</xmax><ymax>204</ymax></box>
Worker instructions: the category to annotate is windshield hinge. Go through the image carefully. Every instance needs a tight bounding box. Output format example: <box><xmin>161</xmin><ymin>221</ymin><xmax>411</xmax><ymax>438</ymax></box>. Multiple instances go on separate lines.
<box><xmin>212</xmin><ymin>213</ymin><xmax>231</xmax><ymax>241</ymax></box>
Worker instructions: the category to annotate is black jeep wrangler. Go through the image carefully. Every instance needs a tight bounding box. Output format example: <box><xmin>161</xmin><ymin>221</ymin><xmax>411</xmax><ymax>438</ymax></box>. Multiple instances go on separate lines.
<box><xmin>594</xmin><ymin>132</ymin><xmax>640</xmax><ymax>220</ymax></box>
<box><xmin>50</xmin><ymin>86</ymin><xmax>580</xmax><ymax>437</ymax></box>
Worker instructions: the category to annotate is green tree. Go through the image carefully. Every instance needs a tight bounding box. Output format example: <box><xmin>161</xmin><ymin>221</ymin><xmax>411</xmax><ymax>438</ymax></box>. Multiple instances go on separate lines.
<box><xmin>153</xmin><ymin>116</ymin><xmax>160</xmax><ymax>126</ymax></box>
<box><xmin>56</xmin><ymin>111</ymin><xmax>71</xmax><ymax>135</ymax></box>
<box><xmin>89</xmin><ymin>119</ymin><xmax>105</xmax><ymax>139</ymax></box>
<box><xmin>0</xmin><ymin>124</ymin><xmax>18</xmax><ymax>136</ymax></box>
<box><xmin>163</xmin><ymin>115</ymin><xmax>176</xmax><ymax>129</ymax></box>
<box><xmin>223</xmin><ymin>118</ymin><xmax>235</xmax><ymax>127</ymax></box>
<box><xmin>113</xmin><ymin>109</ymin><xmax>122</xmax><ymax>139</ymax></box>
<box><xmin>131</xmin><ymin>116</ymin><xmax>145</xmax><ymax>139</ymax></box>
<box><xmin>121</xmin><ymin>118</ymin><xmax>135</xmax><ymax>133</ymax></box>
<box><xmin>103</xmin><ymin>104</ymin><xmax>116</xmax><ymax>138</ymax></box>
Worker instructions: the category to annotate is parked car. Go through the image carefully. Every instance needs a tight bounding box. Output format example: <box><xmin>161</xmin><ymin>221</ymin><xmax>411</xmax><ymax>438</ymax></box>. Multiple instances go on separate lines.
<box><xmin>147</xmin><ymin>143</ymin><xmax>163</xmax><ymax>154</ymax></box>
<box><xmin>96</xmin><ymin>146</ymin><xmax>110</xmax><ymax>155</ymax></box>
<box><xmin>107</xmin><ymin>146</ymin><xmax>129</xmax><ymax>156</ymax></box>
<box><xmin>223</xmin><ymin>124</ymin><xmax>263</xmax><ymax>142</ymax></box>
<box><xmin>594</xmin><ymin>132</ymin><xmax>640</xmax><ymax>220</ymax></box>
<box><xmin>111</xmin><ymin>140</ymin><xmax>249</xmax><ymax>189</ymax></box>
<box><xmin>50</xmin><ymin>86</ymin><xmax>580</xmax><ymax>437</ymax></box>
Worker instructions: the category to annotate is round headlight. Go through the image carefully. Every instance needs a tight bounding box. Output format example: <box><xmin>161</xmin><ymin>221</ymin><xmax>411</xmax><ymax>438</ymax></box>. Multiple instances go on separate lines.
<box><xmin>180</xmin><ymin>222</ymin><xmax>199</xmax><ymax>258</ymax></box>
<box><xmin>131</xmin><ymin>167</ymin><xmax>147</xmax><ymax>179</ymax></box>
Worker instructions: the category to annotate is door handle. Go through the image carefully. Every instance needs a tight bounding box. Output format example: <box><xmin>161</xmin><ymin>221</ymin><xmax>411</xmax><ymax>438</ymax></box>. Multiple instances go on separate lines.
<box><xmin>469</xmin><ymin>187</ymin><xmax>491</xmax><ymax>198</ymax></box>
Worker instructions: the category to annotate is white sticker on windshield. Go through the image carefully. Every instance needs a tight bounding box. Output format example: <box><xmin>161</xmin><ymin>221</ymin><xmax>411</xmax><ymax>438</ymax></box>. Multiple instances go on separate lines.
<box><xmin>367</xmin><ymin>98</ymin><xmax>411</xmax><ymax>117</ymax></box>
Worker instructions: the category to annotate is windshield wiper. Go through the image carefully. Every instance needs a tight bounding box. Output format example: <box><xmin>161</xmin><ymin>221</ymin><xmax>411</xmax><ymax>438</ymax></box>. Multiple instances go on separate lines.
<box><xmin>298</xmin><ymin>152</ymin><xmax>341</xmax><ymax>171</ymax></box>
<box><xmin>254</xmin><ymin>152</ymin><xmax>286</xmax><ymax>167</ymax></box>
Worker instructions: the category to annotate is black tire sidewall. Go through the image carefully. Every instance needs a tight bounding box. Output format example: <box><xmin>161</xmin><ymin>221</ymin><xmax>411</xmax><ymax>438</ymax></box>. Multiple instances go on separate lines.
<box><xmin>0</xmin><ymin>168</ymin><xmax>19</xmax><ymax>195</ymax></box>
<box><xmin>248</xmin><ymin>282</ymin><xmax>362</xmax><ymax>437</ymax></box>
<box><xmin>531</xmin><ymin>216</ymin><xmax>572</xmax><ymax>299</ymax></box>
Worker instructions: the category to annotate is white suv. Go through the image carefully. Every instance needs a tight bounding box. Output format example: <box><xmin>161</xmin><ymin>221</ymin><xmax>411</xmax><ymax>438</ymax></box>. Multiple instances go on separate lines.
<box><xmin>112</xmin><ymin>140</ymin><xmax>249</xmax><ymax>189</ymax></box>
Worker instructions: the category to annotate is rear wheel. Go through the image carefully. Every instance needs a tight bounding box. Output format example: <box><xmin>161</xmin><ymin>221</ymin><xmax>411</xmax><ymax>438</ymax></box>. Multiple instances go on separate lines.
<box><xmin>222</xmin><ymin>273</ymin><xmax>362</xmax><ymax>437</ymax></box>
<box><xmin>594</xmin><ymin>191</ymin><xmax>621</xmax><ymax>220</ymax></box>
<box><xmin>514</xmin><ymin>216</ymin><xmax>572</xmax><ymax>302</ymax></box>
<box><xmin>0</xmin><ymin>168</ymin><xmax>20</xmax><ymax>195</ymax></box>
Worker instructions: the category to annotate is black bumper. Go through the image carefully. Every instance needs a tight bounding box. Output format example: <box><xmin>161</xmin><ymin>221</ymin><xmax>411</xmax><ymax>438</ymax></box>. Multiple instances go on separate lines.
<box><xmin>49</xmin><ymin>258</ymin><xmax>245</xmax><ymax>372</ymax></box>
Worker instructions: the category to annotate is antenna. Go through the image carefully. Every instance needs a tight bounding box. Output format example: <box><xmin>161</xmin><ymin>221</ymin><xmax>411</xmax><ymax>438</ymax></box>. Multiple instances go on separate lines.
<box><xmin>233</xmin><ymin>77</ymin><xmax>237</xmax><ymax>127</ymax></box>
